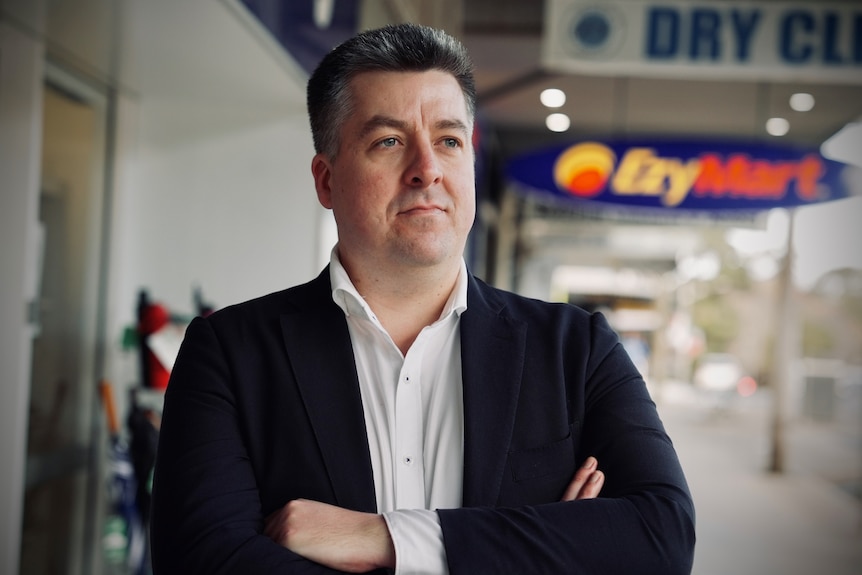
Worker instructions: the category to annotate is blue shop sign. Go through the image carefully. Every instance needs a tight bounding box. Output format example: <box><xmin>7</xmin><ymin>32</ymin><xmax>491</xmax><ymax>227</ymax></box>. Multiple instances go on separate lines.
<box><xmin>544</xmin><ymin>1</ymin><xmax>862</xmax><ymax>83</ymax></box>
<box><xmin>507</xmin><ymin>140</ymin><xmax>849</xmax><ymax>212</ymax></box>
<box><xmin>240</xmin><ymin>0</ymin><xmax>359</xmax><ymax>73</ymax></box>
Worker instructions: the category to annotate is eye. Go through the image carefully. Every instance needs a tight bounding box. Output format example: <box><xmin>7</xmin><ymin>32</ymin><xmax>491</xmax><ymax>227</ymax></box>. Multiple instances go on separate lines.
<box><xmin>442</xmin><ymin>137</ymin><xmax>461</xmax><ymax>148</ymax></box>
<box><xmin>378</xmin><ymin>137</ymin><xmax>399</xmax><ymax>148</ymax></box>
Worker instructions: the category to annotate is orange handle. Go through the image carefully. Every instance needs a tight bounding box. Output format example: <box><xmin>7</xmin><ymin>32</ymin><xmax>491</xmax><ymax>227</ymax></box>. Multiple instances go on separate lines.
<box><xmin>99</xmin><ymin>380</ymin><xmax>120</xmax><ymax>437</ymax></box>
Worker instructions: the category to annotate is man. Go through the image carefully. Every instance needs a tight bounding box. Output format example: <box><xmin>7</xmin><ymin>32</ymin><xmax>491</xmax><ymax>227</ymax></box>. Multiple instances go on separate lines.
<box><xmin>150</xmin><ymin>23</ymin><xmax>695</xmax><ymax>574</ymax></box>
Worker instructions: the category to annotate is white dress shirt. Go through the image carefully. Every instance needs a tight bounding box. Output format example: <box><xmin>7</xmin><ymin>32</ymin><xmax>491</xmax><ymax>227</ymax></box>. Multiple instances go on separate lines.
<box><xmin>330</xmin><ymin>248</ymin><xmax>466</xmax><ymax>575</ymax></box>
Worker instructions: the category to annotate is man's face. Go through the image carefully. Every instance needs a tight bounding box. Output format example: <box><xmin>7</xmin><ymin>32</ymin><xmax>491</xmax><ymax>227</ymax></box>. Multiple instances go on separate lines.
<box><xmin>313</xmin><ymin>70</ymin><xmax>476</xmax><ymax>274</ymax></box>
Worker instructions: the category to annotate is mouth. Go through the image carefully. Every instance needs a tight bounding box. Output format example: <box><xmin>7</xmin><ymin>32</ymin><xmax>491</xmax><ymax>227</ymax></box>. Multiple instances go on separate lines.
<box><xmin>398</xmin><ymin>205</ymin><xmax>446</xmax><ymax>215</ymax></box>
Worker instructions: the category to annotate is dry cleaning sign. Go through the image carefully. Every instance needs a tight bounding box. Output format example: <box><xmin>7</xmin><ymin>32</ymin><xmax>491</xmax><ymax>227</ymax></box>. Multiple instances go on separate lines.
<box><xmin>543</xmin><ymin>0</ymin><xmax>862</xmax><ymax>83</ymax></box>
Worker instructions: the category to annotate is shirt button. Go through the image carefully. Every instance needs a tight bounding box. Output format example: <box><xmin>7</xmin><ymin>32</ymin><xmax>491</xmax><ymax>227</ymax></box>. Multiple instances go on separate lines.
<box><xmin>403</xmin><ymin>456</ymin><xmax>413</xmax><ymax>466</ymax></box>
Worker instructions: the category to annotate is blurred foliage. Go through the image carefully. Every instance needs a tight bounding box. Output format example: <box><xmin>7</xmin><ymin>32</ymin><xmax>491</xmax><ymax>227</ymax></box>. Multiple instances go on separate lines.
<box><xmin>841</xmin><ymin>292</ymin><xmax>862</xmax><ymax>323</ymax></box>
<box><xmin>806</xmin><ymin>268</ymin><xmax>862</xmax><ymax>362</ymax></box>
<box><xmin>801</xmin><ymin>320</ymin><xmax>836</xmax><ymax>358</ymax></box>
<box><xmin>684</xmin><ymin>235</ymin><xmax>861</xmax><ymax>385</ymax></box>
<box><xmin>692</xmin><ymin>293</ymin><xmax>739</xmax><ymax>353</ymax></box>
<box><xmin>706</xmin><ymin>228</ymin><xmax>752</xmax><ymax>291</ymax></box>
<box><xmin>688</xmin><ymin>230</ymin><xmax>749</xmax><ymax>354</ymax></box>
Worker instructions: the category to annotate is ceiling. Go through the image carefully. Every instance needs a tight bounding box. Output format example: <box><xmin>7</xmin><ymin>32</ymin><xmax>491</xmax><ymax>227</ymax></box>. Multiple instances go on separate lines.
<box><xmin>7</xmin><ymin>0</ymin><xmax>860</xmax><ymax>162</ymax></box>
<box><xmin>459</xmin><ymin>0</ymin><xmax>862</xmax><ymax>158</ymax></box>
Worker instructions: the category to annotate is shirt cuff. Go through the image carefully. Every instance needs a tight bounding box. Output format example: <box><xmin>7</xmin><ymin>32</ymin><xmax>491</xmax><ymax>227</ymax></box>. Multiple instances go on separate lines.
<box><xmin>382</xmin><ymin>509</ymin><xmax>449</xmax><ymax>575</ymax></box>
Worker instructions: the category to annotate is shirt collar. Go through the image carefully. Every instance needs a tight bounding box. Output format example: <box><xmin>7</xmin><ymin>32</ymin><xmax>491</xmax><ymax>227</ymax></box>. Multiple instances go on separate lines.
<box><xmin>329</xmin><ymin>245</ymin><xmax>468</xmax><ymax>321</ymax></box>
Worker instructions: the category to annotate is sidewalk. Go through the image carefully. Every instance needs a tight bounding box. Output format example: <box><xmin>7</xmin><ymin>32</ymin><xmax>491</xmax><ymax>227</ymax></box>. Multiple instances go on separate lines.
<box><xmin>655</xmin><ymin>382</ymin><xmax>862</xmax><ymax>575</ymax></box>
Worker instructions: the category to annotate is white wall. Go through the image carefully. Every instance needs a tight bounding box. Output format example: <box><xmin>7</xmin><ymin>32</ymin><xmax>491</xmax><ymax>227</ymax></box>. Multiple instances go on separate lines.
<box><xmin>106</xmin><ymin>0</ymin><xmax>328</xmax><ymax>393</ymax></box>
<box><xmin>117</xmin><ymin>101</ymin><xmax>322</xmax><ymax>316</ymax></box>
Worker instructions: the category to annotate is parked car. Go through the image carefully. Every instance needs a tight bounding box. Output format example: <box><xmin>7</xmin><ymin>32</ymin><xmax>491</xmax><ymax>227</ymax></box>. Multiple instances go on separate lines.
<box><xmin>693</xmin><ymin>353</ymin><xmax>744</xmax><ymax>393</ymax></box>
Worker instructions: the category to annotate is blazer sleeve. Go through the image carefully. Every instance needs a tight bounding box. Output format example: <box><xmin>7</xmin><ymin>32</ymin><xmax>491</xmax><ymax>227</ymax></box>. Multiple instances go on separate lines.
<box><xmin>438</xmin><ymin>312</ymin><xmax>695</xmax><ymax>575</ymax></box>
<box><xmin>150</xmin><ymin>316</ymin><xmax>358</xmax><ymax>575</ymax></box>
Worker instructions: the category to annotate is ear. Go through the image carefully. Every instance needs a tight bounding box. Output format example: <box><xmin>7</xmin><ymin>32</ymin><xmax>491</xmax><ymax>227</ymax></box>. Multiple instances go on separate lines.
<box><xmin>312</xmin><ymin>153</ymin><xmax>334</xmax><ymax>209</ymax></box>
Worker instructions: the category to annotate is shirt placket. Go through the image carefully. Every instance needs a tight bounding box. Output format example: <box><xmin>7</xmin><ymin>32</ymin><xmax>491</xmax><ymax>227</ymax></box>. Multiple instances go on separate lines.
<box><xmin>394</xmin><ymin>337</ymin><xmax>426</xmax><ymax>510</ymax></box>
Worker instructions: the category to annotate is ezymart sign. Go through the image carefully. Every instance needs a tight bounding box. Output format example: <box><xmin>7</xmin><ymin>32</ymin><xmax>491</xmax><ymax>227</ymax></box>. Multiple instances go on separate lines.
<box><xmin>506</xmin><ymin>139</ymin><xmax>849</xmax><ymax>213</ymax></box>
<box><xmin>543</xmin><ymin>0</ymin><xmax>862</xmax><ymax>83</ymax></box>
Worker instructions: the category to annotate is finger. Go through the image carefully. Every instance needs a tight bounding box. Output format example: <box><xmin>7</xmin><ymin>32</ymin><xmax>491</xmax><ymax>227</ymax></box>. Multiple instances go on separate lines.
<box><xmin>263</xmin><ymin>506</ymin><xmax>290</xmax><ymax>542</ymax></box>
<box><xmin>263</xmin><ymin>513</ymin><xmax>280</xmax><ymax>540</ymax></box>
<box><xmin>561</xmin><ymin>456</ymin><xmax>597</xmax><ymax>501</ymax></box>
<box><xmin>579</xmin><ymin>470</ymin><xmax>604</xmax><ymax>499</ymax></box>
<box><xmin>563</xmin><ymin>469</ymin><xmax>604</xmax><ymax>501</ymax></box>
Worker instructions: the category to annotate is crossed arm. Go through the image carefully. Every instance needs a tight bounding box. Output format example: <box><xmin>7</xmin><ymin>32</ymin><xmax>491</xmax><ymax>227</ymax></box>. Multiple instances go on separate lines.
<box><xmin>263</xmin><ymin>457</ymin><xmax>605</xmax><ymax>573</ymax></box>
<box><xmin>152</xmin><ymin>311</ymin><xmax>694</xmax><ymax>574</ymax></box>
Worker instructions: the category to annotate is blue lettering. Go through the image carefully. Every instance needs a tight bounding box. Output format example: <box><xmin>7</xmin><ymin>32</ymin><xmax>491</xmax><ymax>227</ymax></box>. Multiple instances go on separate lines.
<box><xmin>690</xmin><ymin>9</ymin><xmax>721</xmax><ymax>60</ymax></box>
<box><xmin>647</xmin><ymin>8</ymin><xmax>679</xmax><ymax>58</ymax></box>
<box><xmin>822</xmin><ymin>12</ymin><xmax>843</xmax><ymax>64</ymax></box>
<box><xmin>730</xmin><ymin>9</ymin><xmax>761</xmax><ymax>61</ymax></box>
<box><xmin>781</xmin><ymin>11</ymin><xmax>815</xmax><ymax>63</ymax></box>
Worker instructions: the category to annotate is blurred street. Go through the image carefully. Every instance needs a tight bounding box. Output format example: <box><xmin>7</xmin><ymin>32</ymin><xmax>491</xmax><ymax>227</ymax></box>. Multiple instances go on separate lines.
<box><xmin>653</xmin><ymin>381</ymin><xmax>862</xmax><ymax>575</ymax></box>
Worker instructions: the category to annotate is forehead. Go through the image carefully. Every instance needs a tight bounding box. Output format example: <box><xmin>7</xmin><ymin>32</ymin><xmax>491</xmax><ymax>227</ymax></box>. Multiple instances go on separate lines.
<box><xmin>346</xmin><ymin>70</ymin><xmax>470</xmax><ymax>120</ymax></box>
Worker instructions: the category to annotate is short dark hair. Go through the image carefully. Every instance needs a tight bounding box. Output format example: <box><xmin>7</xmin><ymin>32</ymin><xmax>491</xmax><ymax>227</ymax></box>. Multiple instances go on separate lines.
<box><xmin>307</xmin><ymin>23</ymin><xmax>476</xmax><ymax>158</ymax></box>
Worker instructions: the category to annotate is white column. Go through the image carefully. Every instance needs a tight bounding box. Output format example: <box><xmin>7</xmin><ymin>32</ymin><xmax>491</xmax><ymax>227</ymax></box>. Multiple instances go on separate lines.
<box><xmin>0</xmin><ymin>19</ymin><xmax>45</xmax><ymax>575</ymax></box>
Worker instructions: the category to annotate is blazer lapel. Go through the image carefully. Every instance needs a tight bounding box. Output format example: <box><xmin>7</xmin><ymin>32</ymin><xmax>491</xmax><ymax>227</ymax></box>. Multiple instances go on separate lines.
<box><xmin>279</xmin><ymin>270</ymin><xmax>377</xmax><ymax>513</ymax></box>
<box><xmin>460</xmin><ymin>277</ymin><xmax>527</xmax><ymax>507</ymax></box>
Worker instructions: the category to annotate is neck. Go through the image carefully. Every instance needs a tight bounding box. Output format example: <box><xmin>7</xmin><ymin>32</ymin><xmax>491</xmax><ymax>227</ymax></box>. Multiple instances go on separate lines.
<box><xmin>340</xmin><ymin>254</ymin><xmax>461</xmax><ymax>354</ymax></box>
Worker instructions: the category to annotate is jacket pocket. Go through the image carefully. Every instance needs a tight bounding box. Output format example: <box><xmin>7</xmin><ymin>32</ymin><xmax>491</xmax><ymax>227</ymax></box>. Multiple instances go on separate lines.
<box><xmin>509</xmin><ymin>429</ymin><xmax>575</xmax><ymax>483</ymax></box>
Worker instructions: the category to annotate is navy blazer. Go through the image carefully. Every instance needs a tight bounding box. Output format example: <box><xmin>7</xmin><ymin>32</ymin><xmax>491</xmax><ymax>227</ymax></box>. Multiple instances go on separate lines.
<box><xmin>151</xmin><ymin>268</ymin><xmax>695</xmax><ymax>574</ymax></box>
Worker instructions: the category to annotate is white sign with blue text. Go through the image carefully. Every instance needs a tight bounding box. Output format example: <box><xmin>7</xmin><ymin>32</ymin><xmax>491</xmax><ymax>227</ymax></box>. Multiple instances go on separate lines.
<box><xmin>543</xmin><ymin>0</ymin><xmax>862</xmax><ymax>83</ymax></box>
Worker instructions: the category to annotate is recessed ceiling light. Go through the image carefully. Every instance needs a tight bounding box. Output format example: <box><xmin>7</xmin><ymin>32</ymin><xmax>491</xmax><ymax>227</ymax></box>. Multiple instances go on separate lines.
<box><xmin>546</xmin><ymin>113</ymin><xmax>571</xmax><ymax>132</ymax></box>
<box><xmin>540</xmin><ymin>88</ymin><xmax>566</xmax><ymax>108</ymax></box>
<box><xmin>766</xmin><ymin>117</ymin><xmax>790</xmax><ymax>136</ymax></box>
<box><xmin>789</xmin><ymin>92</ymin><xmax>815</xmax><ymax>112</ymax></box>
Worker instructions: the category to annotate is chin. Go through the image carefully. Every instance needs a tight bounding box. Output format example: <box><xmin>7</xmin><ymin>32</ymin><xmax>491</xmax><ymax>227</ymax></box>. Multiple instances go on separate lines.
<box><xmin>389</xmin><ymin>231</ymin><xmax>467</xmax><ymax>267</ymax></box>
<box><xmin>393</xmin><ymin>243</ymin><xmax>455</xmax><ymax>268</ymax></box>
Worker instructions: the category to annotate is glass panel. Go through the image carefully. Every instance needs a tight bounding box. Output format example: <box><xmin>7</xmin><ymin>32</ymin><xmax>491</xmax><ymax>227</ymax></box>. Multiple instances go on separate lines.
<box><xmin>21</xmin><ymin>71</ymin><xmax>107</xmax><ymax>575</ymax></box>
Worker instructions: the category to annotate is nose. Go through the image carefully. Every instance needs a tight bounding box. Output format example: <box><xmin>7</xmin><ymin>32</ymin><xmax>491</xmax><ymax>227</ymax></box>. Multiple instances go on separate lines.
<box><xmin>405</xmin><ymin>140</ymin><xmax>443</xmax><ymax>187</ymax></box>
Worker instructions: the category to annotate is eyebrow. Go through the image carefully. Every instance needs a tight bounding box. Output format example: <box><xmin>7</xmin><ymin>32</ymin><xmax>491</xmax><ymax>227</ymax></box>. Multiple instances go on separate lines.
<box><xmin>358</xmin><ymin>115</ymin><xmax>471</xmax><ymax>140</ymax></box>
<box><xmin>436</xmin><ymin>118</ymin><xmax>471</xmax><ymax>136</ymax></box>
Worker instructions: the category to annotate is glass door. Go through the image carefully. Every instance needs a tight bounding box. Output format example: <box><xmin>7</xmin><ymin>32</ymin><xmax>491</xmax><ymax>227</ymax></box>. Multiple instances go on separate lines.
<box><xmin>20</xmin><ymin>63</ymin><xmax>110</xmax><ymax>575</ymax></box>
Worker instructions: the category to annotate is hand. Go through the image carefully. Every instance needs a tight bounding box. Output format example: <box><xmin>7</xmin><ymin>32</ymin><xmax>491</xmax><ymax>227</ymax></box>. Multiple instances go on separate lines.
<box><xmin>264</xmin><ymin>499</ymin><xmax>396</xmax><ymax>573</ymax></box>
<box><xmin>561</xmin><ymin>456</ymin><xmax>604</xmax><ymax>501</ymax></box>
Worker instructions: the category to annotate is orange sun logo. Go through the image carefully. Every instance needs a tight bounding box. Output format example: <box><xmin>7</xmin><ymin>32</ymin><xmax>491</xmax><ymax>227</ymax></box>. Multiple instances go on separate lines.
<box><xmin>553</xmin><ymin>142</ymin><xmax>616</xmax><ymax>197</ymax></box>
